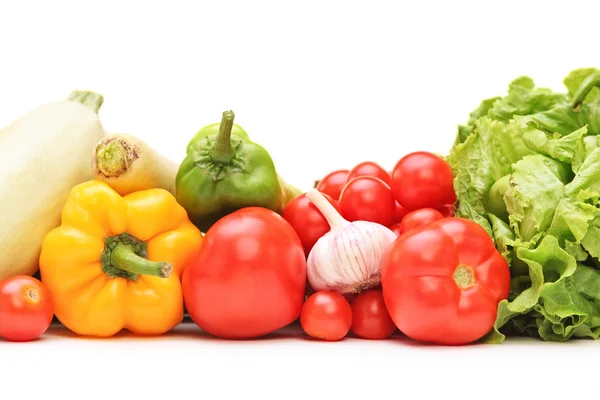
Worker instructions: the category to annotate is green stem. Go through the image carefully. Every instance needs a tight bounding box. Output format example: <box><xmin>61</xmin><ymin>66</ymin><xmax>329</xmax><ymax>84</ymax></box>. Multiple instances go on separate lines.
<box><xmin>571</xmin><ymin>72</ymin><xmax>600</xmax><ymax>111</ymax></box>
<box><xmin>111</xmin><ymin>243</ymin><xmax>172</xmax><ymax>278</ymax></box>
<box><xmin>94</xmin><ymin>137</ymin><xmax>137</xmax><ymax>178</ymax></box>
<box><xmin>212</xmin><ymin>110</ymin><xmax>236</xmax><ymax>163</ymax></box>
<box><xmin>67</xmin><ymin>90</ymin><xmax>104</xmax><ymax>113</ymax></box>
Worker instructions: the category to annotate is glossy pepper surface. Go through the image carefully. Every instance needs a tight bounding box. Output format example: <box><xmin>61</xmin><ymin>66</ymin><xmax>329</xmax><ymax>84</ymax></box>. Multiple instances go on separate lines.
<box><xmin>38</xmin><ymin>180</ymin><xmax>203</xmax><ymax>337</ymax></box>
<box><xmin>176</xmin><ymin>110</ymin><xmax>292</xmax><ymax>232</ymax></box>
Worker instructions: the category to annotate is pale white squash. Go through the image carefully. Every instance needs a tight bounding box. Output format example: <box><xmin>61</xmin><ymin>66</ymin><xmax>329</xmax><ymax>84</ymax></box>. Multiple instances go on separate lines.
<box><xmin>91</xmin><ymin>133</ymin><xmax>178</xmax><ymax>196</ymax></box>
<box><xmin>0</xmin><ymin>91</ymin><xmax>107</xmax><ymax>281</ymax></box>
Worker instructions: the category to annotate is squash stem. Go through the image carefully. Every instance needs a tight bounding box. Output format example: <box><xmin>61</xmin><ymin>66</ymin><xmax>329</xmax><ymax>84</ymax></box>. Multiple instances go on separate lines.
<box><xmin>67</xmin><ymin>90</ymin><xmax>104</xmax><ymax>113</ymax></box>
<box><xmin>94</xmin><ymin>137</ymin><xmax>137</xmax><ymax>178</ymax></box>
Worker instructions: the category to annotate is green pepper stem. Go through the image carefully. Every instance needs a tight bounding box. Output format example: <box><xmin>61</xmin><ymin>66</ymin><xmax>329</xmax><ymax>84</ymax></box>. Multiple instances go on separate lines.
<box><xmin>212</xmin><ymin>110</ymin><xmax>236</xmax><ymax>163</ymax></box>
<box><xmin>571</xmin><ymin>72</ymin><xmax>600</xmax><ymax>111</ymax></box>
<box><xmin>67</xmin><ymin>90</ymin><xmax>104</xmax><ymax>113</ymax></box>
<box><xmin>306</xmin><ymin>189</ymin><xmax>349</xmax><ymax>230</ymax></box>
<box><xmin>110</xmin><ymin>243</ymin><xmax>172</xmax><ymax>278</ymax></box>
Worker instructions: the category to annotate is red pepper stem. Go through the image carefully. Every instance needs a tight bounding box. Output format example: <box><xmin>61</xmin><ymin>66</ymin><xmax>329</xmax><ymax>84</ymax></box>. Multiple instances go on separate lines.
<box><xmin>212</xmin><ymin>110</ymin><xmax>236</xmax><ymax>164</ymax></box>
<box><xmin>572</xmin><ymin>72</ymin><xmax>600</xmax><ymax>111</ymax></box>
<box><xmin>306</xmin><ymin>189</ymin><xmax>349</xmax><ymax>230</ymax></box>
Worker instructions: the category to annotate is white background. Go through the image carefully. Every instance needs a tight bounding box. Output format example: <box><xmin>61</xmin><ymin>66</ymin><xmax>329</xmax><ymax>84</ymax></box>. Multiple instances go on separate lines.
<box><xmin>1</xmin><ymin>0</ymin><xmax>599</xmax><ymax>398</ymax></box>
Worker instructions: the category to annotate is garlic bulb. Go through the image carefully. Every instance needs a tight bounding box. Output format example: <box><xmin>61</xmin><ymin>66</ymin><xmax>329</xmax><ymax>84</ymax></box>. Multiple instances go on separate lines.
<box><xmin>305</xmin><ymin>189</ymin><xmax>398</xmax><ymax>295</ymax></box>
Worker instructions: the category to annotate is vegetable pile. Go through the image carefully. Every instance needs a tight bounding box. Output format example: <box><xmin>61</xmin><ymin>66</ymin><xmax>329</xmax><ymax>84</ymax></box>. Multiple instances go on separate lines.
<box><xmin>1</xmin><ymin>67</ymin><xmax>599</xmax><ymax>345</ymax></box>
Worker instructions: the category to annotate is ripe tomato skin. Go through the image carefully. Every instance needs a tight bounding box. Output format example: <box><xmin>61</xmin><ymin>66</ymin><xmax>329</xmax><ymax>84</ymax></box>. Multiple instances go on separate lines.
<box><xmin>300</xmin><ymin>291</ymin><xmax>352</xmax><ymax>341</ymax></box>
<box><xmin>439</xmin><ymin>204</ymin><xmax>455</xmax><ymax>218</ymax></box>
<box><xmin>350</xmin><ymin>290</ymin><xmax>396</xmax><ymax>340</ymax></box>
<box><xmin>391</xmin><ymin>202</ymin><xmax>410</xmax><ymax>225</ymax></box>
<box><xmin>390</xmin><ymin>151</ymin><xmax>454</xmax><ymax>211</ymax></box>
<box><xmin>182</xmin><ymin>207</ymin><xmax>307</xmax><ymax>339</ymax></box>
<box><xmin>0</xmin><ymin>276</ymin><xmax>54</xmax><ymax>342</ymax></box>
<box><xmin>381</xmin><ymin>218</ymin><xmax>510</xmax><ymax>345</ymax></box>
<box><xmin>283</xmin><ymin>192</ymin><xmax>340</xmax><ymax>256</ymax></box>
<box><xmin>347</xmin><ymin>161</ymin><xmax>390</xmax><ymax>185</ymax></box>
<box><xmin>316</xmin><ymin>170</ymin><xmax>349</xmax><ymax>200</ymax></box>
<box><xmin>339</xmin><ymin>176</ymin><xmax>396</xmax><ymax>226</ymax></box>
<box><xmin>398</xmin><ymin>208</ymin><xmax>445</xmax><ymax>235</ymax></box>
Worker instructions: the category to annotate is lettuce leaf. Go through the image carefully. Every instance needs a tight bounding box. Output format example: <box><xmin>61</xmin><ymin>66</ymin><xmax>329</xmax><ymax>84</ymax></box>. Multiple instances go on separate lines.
<box><xmin>487</xmin><ymin>76</ymin><xmax>565</xmax><ymax>122</ymax></box>
<box><xmin>448</xmin><ymin>117</ymin><xmax>533</xmax><ymax>236</ymax></box>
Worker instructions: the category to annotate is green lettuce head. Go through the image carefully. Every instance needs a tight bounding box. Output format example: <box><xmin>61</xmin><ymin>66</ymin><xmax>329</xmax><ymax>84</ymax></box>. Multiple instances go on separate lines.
<box><xmin>448</xmin><ymin>68</ymin><xmax>600</xmax><ymax>342</ymax></box>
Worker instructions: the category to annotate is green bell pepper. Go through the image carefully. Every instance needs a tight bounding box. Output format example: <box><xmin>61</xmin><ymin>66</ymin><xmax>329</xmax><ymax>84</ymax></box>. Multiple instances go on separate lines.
<box><xmin>176</xmin><ymin>110</ymin><xmax>296</xmax><ymax>232</ymax></box>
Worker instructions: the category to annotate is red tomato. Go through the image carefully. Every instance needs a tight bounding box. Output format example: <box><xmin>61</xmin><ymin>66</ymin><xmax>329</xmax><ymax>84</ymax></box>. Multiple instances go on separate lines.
<box><xmin>439</xmin><ymin>204</ymin><xmax>455</xmax><ymax>217</ymax></box>
<box><xmin>350</xmin><ymin>290</ymin><xmax>396</xmax><ymax>340</ymax></box>
<box><xmin>339</xmin><ymin>177</ymin><xmax>396</xmax><ymax>226</ymax></box>
<box><xmin>182</xmin><ymin>207</ymin><xmax>307</xmax><ymax>339</ymax></box>
<box><xmin>300</xmin><ymin>291</ymin><xmax>352</xmax><ymax>341</ymax></box>
<box><xmin>398</xmin><ymin>208</ymin><xmax>445</xmax><ymax>235</ymax></box>
<box><xmin>0</xmin><ymin>276</ymin><xmax>54</xmax><ymax>342</ymax></box>
<box><xmin>347</xmin><ymin>161</ymin><xmax>390</xmax><ymax>185</ymax></box>
<box><xmin>316</xmin><ymin>170</ymin><xmax>349</xmax><ymax>200</ymax></box>
<box><xmin>391</xmin><ymin>202</ymin><xmax>410</xmax><ymax>225</ymax></box>
<box><xmin>283</xmin><ymin>192</ymin><xmax>340</xmax><ymax>256</ymax></box>
<box><xmin>381</xmin><ymin>218</ymin><xmax>510</xmax><ymax>345</ymax></box>
<box><xmin>389</xmin><ymin>223</ymin><xmax>402</xmax><ymax>236</ymax></box>
<box><xmin>390</xmin><ymin>151</ymin><xmax>454</xmax><ymax>211</ymax></box>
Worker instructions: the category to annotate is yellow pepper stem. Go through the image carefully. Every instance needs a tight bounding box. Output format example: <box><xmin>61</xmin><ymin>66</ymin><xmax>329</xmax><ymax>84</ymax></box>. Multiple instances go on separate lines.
<box><xmin>100</xmin><ymin>232</ymin><xmax>172</xmax><ymax>280</ymax></box>
<box><xmin>111</xmin><ymin>244</ymin><xmax>173</xmax><ymax>278</ymax></box>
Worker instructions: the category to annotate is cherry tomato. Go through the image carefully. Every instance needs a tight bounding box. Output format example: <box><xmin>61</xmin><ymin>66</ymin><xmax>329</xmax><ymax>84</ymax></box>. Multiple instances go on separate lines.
<box><xmin>182</xmin><ymin>207</ymin><xmax>307</xmax><ymax>339</ymax></box>
<box><xmin>339</xmin><ymin>177</ymin><xmax>396</xmax><ymax>226</ymax></box>
<box><xmin>283</xmin><ymin>192</ymin><xmax>340</xmax><ymax>256</ymax></box>
<box><xmin>391</xmin><ymin>202</ymin><xmax>409</xmax><ymax>225</ymax></box>
<box><xmin>0</xmin><ymin>276</ymin><xmax>54</xmax><ymax>342</ymax></box>
<box><xmin>300</xmin><ymin>291</ymin><xmax>352</xmax><ymax>341</ymax></box>
<box><xmin>389</xmin><ymin>223</ymin><xmax>402</xmax><ymax>236</ymax></box>
<box><xmin>347</xmin><ymin>161</ymin><xmax>390</xmax><ymax>185</ymax></box>
<box><xmin>316</xmin><ymin>170</ymin><xmax>349</xmax><ymax>200</ymax></box>
<box><xmin>390</xmin><ymin>151</ymin><xmax>454</xmax><ymax>211</ymax></box>
<box><xmin>381</xmin><ymin>218</ymin><xmax>510</xmax><ymax>345</ymax></box>
<box><xmin>439</xmin><ymin>204</ymin><xmax>455</xmax><ymax>217</ymax></box>
<box><xmin>398</xmin><ymin>208</ymin><xmax>445</xmax><ymax>235</ymax></box>
<box><xmin>350</xmin><ymin>290</ymin><xmax>396</xmax><ymax>340</ymax></box>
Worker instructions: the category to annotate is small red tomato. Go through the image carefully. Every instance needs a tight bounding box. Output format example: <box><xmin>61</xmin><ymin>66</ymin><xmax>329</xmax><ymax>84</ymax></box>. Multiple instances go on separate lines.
<box><xmin>390</xmin><ymin>151</ymin><xmax>454</xmax><ymax>211</ymax></box>
<box><xmin>0</xmin><ymin>276</ymin><xmax>54</xmax><ymax>342</ymax></box>
<box><xmin>389</xmin><ymin>223</ymin><xmax>402</xmax><ymax>236</ymax></box>
<box><xmin>300</xmin><ymin>291</ymin><xmax>352</xmax><ymax>341</ymax></box>
<box><xmin>339</xmin><ymin>177</ymin><xmax>396</xmax><ymax>226</ymax></box>
<box><xmin>399</xmin><ymin>208</ymin><xmax>445</xmax><ymax>235</ymax></box>
<box><xmin>391</xmin><ymin>202</ymin><xmax>410</xmax><ymax>225</ymax></box>
<box><xmin>439</xmin><ymin>204</ymin><xmax>455</xmax><ymax>218</ymax></box>
<box><xmin>316</xmin><ymin>170</ymin><xmax>349</xmax><ymax>200</ymax></box>
<box><xmin>283</xmin><ymin>192</ymin><xmax>340</xmax><ymax>256</ymax></box>
<box><xmin>350</xmin><ymin>290</ymin><xmax>396</xmax><ymax>340</ymax></box>
<box><xmin>347</xmin><ymin>161</ymin><xmax>390</xmax><ymax>185</ymax></box>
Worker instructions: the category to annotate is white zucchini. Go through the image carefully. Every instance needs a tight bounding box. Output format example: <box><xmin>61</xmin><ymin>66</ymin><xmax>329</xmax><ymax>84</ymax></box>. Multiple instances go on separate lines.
<box><xmin>0</xmin><ymin>91</ymin><xmax>107</xmax><ymax>281</ymax></box>
<box><xmin>90</xmin><ymin>133</ymin><xmax>178</xmax><ymax>196</ymax></box>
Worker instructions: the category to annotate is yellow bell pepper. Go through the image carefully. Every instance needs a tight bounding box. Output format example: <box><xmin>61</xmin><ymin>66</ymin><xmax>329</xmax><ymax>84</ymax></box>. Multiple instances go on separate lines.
<box><xmin>39</xmin><ymin>180</ymin><xmax>203</xmax><ymax>337</ymax></box>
